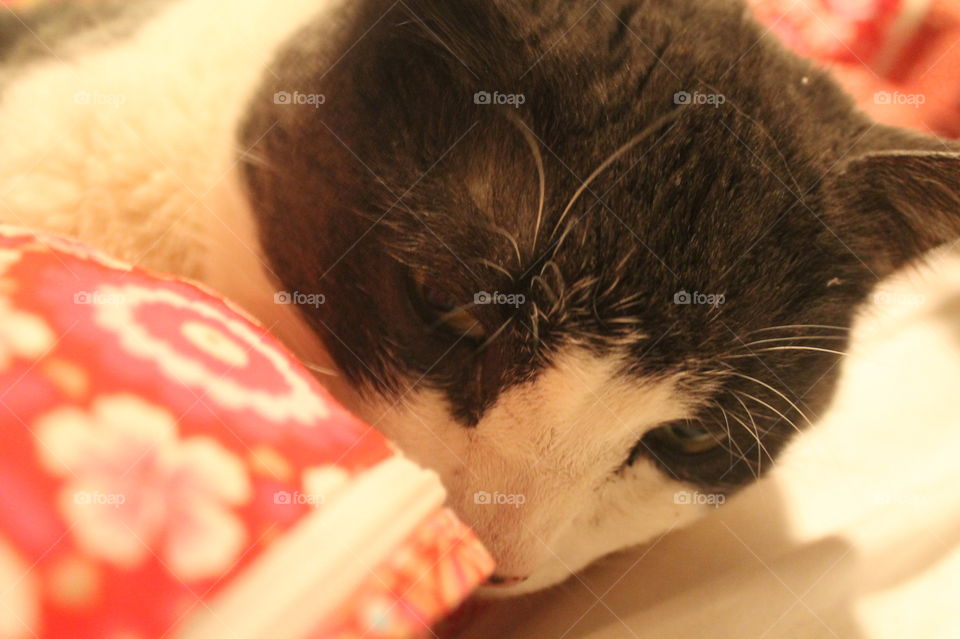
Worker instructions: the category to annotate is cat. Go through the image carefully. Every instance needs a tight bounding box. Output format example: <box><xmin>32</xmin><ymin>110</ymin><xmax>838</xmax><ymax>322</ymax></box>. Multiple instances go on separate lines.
<box><xmin>2</xmin><ymin>0</ymin><xmax>959</xmax><ymax>596</ymax></box>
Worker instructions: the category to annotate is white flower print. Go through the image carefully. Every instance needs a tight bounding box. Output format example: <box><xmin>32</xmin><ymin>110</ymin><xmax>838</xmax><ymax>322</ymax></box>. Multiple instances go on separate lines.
<box><xmin>91</xmin><ymin>284</ymin><xmax>329</xmax><ymax>424</ymax></box>
<box><xmin>36</xmin><ymin>395</ymin><xmax>252</xmax><ymax>581</ymax></box>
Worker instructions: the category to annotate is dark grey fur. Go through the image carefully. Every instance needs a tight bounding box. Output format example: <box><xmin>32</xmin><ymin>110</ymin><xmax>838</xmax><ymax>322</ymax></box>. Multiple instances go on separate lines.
<box><xmin>239</xmin><ymin>0</ymin><xmax>960</xmax><ymax>492</ymax></box>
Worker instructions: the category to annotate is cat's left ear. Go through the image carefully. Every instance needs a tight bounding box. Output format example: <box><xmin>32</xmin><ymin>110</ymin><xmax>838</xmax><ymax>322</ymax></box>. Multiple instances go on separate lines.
<box><xmin>827</xmin><ymin>150</ymin><xmax>960</xmax><ymax>274</ymax></box>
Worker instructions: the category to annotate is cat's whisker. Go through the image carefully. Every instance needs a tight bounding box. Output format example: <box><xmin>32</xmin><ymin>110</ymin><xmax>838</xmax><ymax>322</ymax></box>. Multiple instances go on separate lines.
<box><xmin>726</xmin><ymin>371</ymin><xmax>812</xmax><ymax>428</ymax></box>
<box><xmin>508</xmin><ymin>114</ymin><xmax>547</xmax><ymax>251</ymax></box>
<box><xmin>736</xmin><ymin>389</ymin><xmax>802</xmax><ymax>435</ymax></box>
<box><xmin>747</xmin><ymin>345</ymin><xmax>847</xmax><ymax>357</ymax></box>
<box><xmin>531</xmin><ymin>274</ymin><xmax>559</xmax><ymax>305</ymax></box>
<box><xmin>477</xmin><ymin>316</ymin><xmax>514</xmax><ymax>353</ymax></box>
<box><xmin>488</xmin><ymin>222</ymin><xmax>523</xmax><ymax>267</ymax></box>
<box><xmin>550</xmin><ymin>109</ymin><xmax>683</xmax><ymax>242</ymax></box>
<box><xmin>711</xmin><ymin>401</ymin><xmax>755</xmax><ymax>478</ymax></box>
<box><xmin>598</xmin><ymin>248</ymin><xmax>638</xmax><ymax>302</ymax></box>
<box><xmin>721</xmin><ymin>344</ymin><xmax>849</xmax><ymax>361</ymax></box>
<box><xmin>529</xmin><ymin>302</ymin><xmax>540</xmax><ymax>349</ymax></box>
<box><xmin>610</xmin><ymin>290</ymin><xmax>645</xmax><ymax>311</ymax></box>
<box><xmin>748</xmin><ymin>324</ymin><xmax>850</xmax><ymax>335</ymax></box>
<box><xmin>734</xmin><ymin>335</ymin><xmax>849</xmax><ymax>350</ymax></box>
<box><xmin>726</xmin><ymin>398</ymin><xmax>768</xmax><ymax>475</ymax></box>
<box><xmin>474</xmin><ymin>257</ymin><xmax>514</xmax><ymax>280</ymax></box>
<box><xmin>303</xmin><ymin>362</ymin><xmax>339</xmax><ymax>377</ymax></box>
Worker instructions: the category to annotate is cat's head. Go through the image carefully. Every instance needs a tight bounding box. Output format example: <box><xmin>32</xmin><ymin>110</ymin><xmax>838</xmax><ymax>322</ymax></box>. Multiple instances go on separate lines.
<box><xmin>241</xmin><ymin>0</ymin><xmax>960</xmax><ymax>594</ymax></box>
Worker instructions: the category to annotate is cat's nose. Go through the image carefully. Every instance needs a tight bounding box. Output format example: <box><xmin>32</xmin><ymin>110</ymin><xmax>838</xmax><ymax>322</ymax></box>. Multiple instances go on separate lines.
<box><xmin>485</xmin><ymin>574</ymin><xmax>529</xmax><ymax>587</ymax></box>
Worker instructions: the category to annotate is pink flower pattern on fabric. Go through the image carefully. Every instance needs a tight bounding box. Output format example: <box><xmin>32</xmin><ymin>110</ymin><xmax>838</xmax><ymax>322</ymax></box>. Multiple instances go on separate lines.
<box><xmin>35</xmin><ymin>395</ymin><xmax>252</xmax><ymax>581</ymax></box>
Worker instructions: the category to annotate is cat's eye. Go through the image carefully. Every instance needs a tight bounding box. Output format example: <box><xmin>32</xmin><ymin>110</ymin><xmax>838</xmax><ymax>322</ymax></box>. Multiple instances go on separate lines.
<box><xmin>412</xmin><ymin>280</ymin><xmax>486</xmax><ymax>340</ymax></box>
<box><xmin>646</xmin><ymin>420</ymin><xmax>723</xmax><ymax>455</ymax></box>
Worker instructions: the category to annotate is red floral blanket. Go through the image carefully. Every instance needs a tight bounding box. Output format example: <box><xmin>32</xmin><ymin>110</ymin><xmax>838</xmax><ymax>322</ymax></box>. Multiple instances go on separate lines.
<box><xmin>0</xmin><ymin>228</ymin><xmax>492</xmax><ymax>639</ymax></box>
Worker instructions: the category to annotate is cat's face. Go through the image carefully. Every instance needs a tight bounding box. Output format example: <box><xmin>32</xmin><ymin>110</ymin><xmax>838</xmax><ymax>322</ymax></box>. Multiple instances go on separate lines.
<box><xmin>241</xmin><ymin>0</ymin><xmax>960</xmax><ymax>594</ymax></box>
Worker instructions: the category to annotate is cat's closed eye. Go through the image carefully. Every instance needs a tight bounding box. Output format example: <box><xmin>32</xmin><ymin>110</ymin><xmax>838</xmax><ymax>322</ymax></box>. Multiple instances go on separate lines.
<box><xmin>410</xmin><ymin>277</ymin><xmax>486</xmax><ymax>340</ymax></box>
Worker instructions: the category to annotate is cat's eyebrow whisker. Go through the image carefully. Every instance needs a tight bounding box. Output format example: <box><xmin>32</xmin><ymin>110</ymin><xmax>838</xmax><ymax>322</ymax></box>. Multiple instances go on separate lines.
<box><xmin>488</xmin><ymin>222</ymin><xmax>523</xmax><ymax>267</ymax></box>
<box><xmin>598</xmin><ymin>247</ymin><xmax>639</xmax><ymax>302</ymax></box>
<box><xmin>529</xmin><ymin>302</ymin><xmax>541</xmax><ymax>350</ymax></box>
<box><xmin>507</xmin><ymin>113</ymin><xmax>548</xmax><ymax>251</ymax></box>
<box><xmin>609</xmin><ymin>290</ymin><xmax>644</xmax><ymax>311</ymax></box>
<box><xmin>550</xmin><ymin>108</ymin><xmax>683</xmax><ymax>242</ymax></box>
<box><xmin>725</xmin><ymin>371</ymin><xmax>813</xmax><ymax>428</ymax></box>
<box><xmin>476</xmin><ymin>316</ymin><xmax>514</xmax><ymax>353</ymax></box>
<box><xmin>474</xmin><ymin>257</ymin><xmax>514</xmax><ymax>280</ymax></box>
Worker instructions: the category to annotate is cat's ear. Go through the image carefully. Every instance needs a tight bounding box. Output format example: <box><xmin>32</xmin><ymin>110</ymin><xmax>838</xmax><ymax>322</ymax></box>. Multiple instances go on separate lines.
<box><xmin>827</xmin><ymin>150</ymin><xmax>960</xmax><ymax>273</ymax></box>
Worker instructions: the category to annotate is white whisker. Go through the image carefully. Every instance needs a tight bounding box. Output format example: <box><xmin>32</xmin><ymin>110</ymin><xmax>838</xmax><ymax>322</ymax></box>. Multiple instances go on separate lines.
<box><xmin>551</xmin><ymin>109</ymin><xmax>683</xmax><ymax>241</ymax></box>
<box><xmin>509</xmin><ymin>114</ymin><xmax>547</xmax><ymax>251</ymax></box>
<box><xmin>748</xmin><ymin>324</ymin><xmax>850</xmax><ymax>334</ymax></box>
<box><xmin>735</xmin><ymin>389</ymin><xmax>802</xmax><ymax>435</ymax></box>
<box><xmin>727</xmin><ymin>397</ymin><xmax>768</xmax><ymax>474</ymax></box>
<box><xmin>726</xmin><ymin>371</ymin><xmax>813</xmax><ymax>428</ymax></box>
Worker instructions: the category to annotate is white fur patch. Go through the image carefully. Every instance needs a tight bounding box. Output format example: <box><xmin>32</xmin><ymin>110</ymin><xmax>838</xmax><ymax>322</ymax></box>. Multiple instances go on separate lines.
<box><xmin>364</xmin><ymin>348</ymin><xmax>706</xmax><ymax>594</ymax></box>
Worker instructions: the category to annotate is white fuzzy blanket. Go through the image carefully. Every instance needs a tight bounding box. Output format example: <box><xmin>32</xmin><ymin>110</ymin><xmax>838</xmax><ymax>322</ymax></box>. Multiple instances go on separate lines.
<box><xmin>456</xmin><ymin>249</ymin><xmax>960</xmax><ymax>639</ymax></box>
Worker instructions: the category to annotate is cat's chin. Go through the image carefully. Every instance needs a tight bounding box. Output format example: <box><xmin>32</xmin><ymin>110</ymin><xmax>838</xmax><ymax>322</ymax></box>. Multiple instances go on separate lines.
<box><xmin>473</xmin><ymin>561</ymin><xmax>582</xmax><ymax>599</ymax></box>
<box><xmin>474</xmin><ymin>577</ymin><xmax>566</xmax><ymax>599</ymax></box>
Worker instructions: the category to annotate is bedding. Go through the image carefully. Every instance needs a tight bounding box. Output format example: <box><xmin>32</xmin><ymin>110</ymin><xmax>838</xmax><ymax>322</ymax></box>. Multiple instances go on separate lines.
<box><xmin>0</xmin><ymin>227</ymin><xmax>493</xmax><ymax>639</ymax></box>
